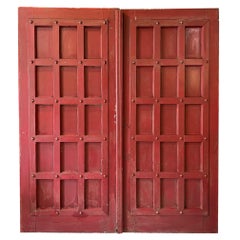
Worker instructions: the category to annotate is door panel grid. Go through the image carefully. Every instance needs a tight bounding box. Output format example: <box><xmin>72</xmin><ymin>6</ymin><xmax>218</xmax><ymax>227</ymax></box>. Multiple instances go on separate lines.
<box><xmin>129</xmin><ymin>19</ymin><xmax>209</xmax><ymax>217</ymax></box>
<box><xmin>29</xmin><ymin>18</ymin><xmax>109</xmax><ymax>216</ymax></box>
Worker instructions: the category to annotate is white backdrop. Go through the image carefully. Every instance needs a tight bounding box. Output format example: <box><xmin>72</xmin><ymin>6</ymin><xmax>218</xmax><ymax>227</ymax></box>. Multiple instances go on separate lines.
<box><xmin>0</xmin><ymin>1</ymin><xmax>239</xmax><ymax>239</ymax></box>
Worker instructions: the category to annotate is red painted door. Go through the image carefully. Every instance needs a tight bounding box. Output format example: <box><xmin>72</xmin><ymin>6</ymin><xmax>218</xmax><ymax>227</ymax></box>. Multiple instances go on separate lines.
<box><xmin>123</xmin><ymin>9</ymin><xmax>218</xmax><ymax>232</ymax></box>
<box><xmin>19</xmin><ymin>8</ymin><xmax>218</xmax><ymax>233</ymax></box>
<box><xmin>19</xmin><ymin>8</ymin><xmax>118</xmax><ymax>232</ymax></box>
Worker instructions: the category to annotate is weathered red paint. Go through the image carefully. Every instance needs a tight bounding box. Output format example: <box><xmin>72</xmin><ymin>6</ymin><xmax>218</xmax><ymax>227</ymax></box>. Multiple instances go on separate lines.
<box><xmin>19</xmin><ymin>8</ymin><xmax>218</xmax><ymax>233</ymax></box>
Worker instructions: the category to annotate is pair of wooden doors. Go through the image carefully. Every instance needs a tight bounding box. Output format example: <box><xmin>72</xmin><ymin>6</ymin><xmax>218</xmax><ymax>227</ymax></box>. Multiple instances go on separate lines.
<box><xmin>19</xmin><ymin>8</ymin><xmax>218</xmax><ymax>233</ymax></box>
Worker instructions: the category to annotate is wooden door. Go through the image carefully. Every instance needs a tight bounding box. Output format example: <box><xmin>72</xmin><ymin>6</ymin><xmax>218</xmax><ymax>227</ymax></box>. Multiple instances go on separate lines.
<box><xmin>122</xmin><ymin>9</ymin><xmax>218</xmax><ymax>232</ymax></box>
<box><xmin>19</xmin><ymin>8</ymin><xmax>118</xmax><ymax>232</ymax></box>
<box><xmin>19</xmin><ymin>8</ymin><xmax>218</xmax><ymax>233</ymax></box>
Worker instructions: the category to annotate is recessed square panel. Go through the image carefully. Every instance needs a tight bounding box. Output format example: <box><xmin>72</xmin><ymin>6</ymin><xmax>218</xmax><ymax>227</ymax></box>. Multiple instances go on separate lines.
<box><xmin>36</xmin><ymin>105</ymin><xmax>53</xmax><ymax>135</ymax></box>
<box><xmin>85</xmin><ymin>105</ymin><xmax>102</xmax><ymax>135</ymax></box>
<box><xmin>136</xmin><ymin>105</ymin><xmax>153</xmax><ymax>135</ymax></box>
<box><xmin>35</xmin><ymin>26</ymin><xmax>52</xmax><ymax>58</ymax></box>
<box><xmin>185</xmin><ymin>179</ymin><xmax>202</xmax><ymax>209</ymax></box>
<box><xmin>60</xmin><ymin>66</ymin><xmax>77</xmax><ymax>97</ymax></box>
<box><xmin>161</xmin><ymin>66</ymin><xmax>177</xmax><ymax>97</ymax></box>
<box><xmin>35</xmin><ymin>66</ymin><xmax>53</xmax><ymax>97</ymax></box>
<box><xmin>85</xmin><ymin>180</ymin><xmax>101</xmax><ymax>209</ymax></box>
<box><xmin>136</xmin><ymin>27</ymin><xmax>153</xmax><ymax>59</ymax></box>
<box><xmin>60</xmin><ymin>142</ymin><xmax>78</xmax><ymax>172</ymax></box>
<box><xmin>136</xmin><ymin>179</ymin><xmax>153</xmax><ymax>208</ymax></box>
<box><xmin>185</xmin><ymin>66</ymin><xmax>201</xmax><ymax>97</ymax></box>
<box><xmin>84</xmin><ymin>27</ymin><xmax>101</xmax><ymax>59</ymax></box>
<box><xmin>161</xmin><ymin>179</ymin><xmax>177</xmax><ymax>209</ymax></box>
<box><xmin>185</xmin><ymin>142</ymin><xmax>202</xmax><ymax>172</ymax></box>
<box><xmin>60</xmin><ymin>27</ymin><xmax>77</xmax><ymax>59</ymax></box>
<box><xmin>85</xmin><ymin>142</ymin><xmax>101</xmax><ymax>172</ymax></box>
<box><xmin>60</xmin><ymin>180</ymin><xmax>78</xmax><ymax>209</ymax></box>
<box><xmin>160</xmin><ymin>105</ymin><xmax>177</xmax><ymax>135</ymax></box>
<box><xmin>185</xmin><ymin>105</ymin><xmax>202</xmax><ymax>135</ymax></box>
<box><xmin>84</xmin><ymin>66</ymin><xmax>102</xmax><ymax>97</ymax></box>
<box><xmin>185</xmin><ymin>27</ymin><xmax>202</xmax><ymax>59</ymax></box>
<box><xmin>36</xmin><ymin>180</ymin><xmax>53</xmax><ymax>209</ymax></box>
<box><xmin>136</xmin><ymin>66</ymin><xmax>153</xmax><ymax>97</ymax></box>
<box><xmin>160</xmin><ymin>142</ymin><xmax>177</xmax><ymax>172</ymax></box>
<box><xmin>136</xmin><ymin>142</ymin><xmax>153</xmax><ymax>172</ymax></box>
<box><xmin>60</xmin><ymin>105</ymin><xmax>78</xmax><ymax>135</ymax></box>
<box><xmin>161</xmin><ymin>27</ymin><xmax>178</xmax><ymax>59</ymax></box>
<box><xmin>36</xmin><ymin>143</ymin><xmax>53</xmax><ymax>172</ymax></box>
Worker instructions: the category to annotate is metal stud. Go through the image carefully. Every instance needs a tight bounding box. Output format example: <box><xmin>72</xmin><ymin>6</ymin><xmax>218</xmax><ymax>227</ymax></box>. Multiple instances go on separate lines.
<box><xmin>79</xmin><ymin>137</ymin><xmax>83</xmax><ymax>141</ymax></box>
<box><xmin>131</xmin><ymin>99</ymin><xmax>135</xmax><ymax>103</ymax></box>
<box><xmin>103</xmin><ymin>137</ymin><xmax>107</xmax><ymax>141</ymax></box>
<box><xmin>30</xmin><ymin>60</ymin><xmax>34</xmax><ymax>64</ymax></box>
<box><xmin>156</xmin><ymin>173</ymin><xmax>159</xmax><ymax>177</ymax></box>
<box><xmin>80</xmin><ymin>174</ymin><xmax>83</xmax><ymax>178</ymax></box>
<box><xmin>155</xmin><ymin>99</ymin><xmax>159</xmax><ymax>103</ymax></box>
<box><xmin>179</xmin><ymin>21</ymin><xmax>183</xmax><ymax>24</ymax></box>
<box><xmin>55</xmin><ymin>211</ymin><xmax>59</xmax><ymax>215</ymax></box>
<box><xmin>103</xmin><ymin>99</ymin><xmax>107</xmax><ymax>103</ymax></box>
<box><xmin>155</xmin><ymin>136</ymin><xmax>159</xmax><ymax>140</ymax></box>
<box><xmin>180</xmin><ymin>174</ymin><xmax>183</xmax><ymax>178</ymax></box>
<box><xmin>179</xmin><ymin>211</ymin><xmax>183</xmax><ymax>214</ymax></box>
<box><xmin>204</xmin><ymin>98</ymin><xmax>208</xmax><ymax>102</ymax></box>
<box><xmin>102</xmin><ymin>174</ymin><xmax>107</xmax><ymax>178</ymax></box>
<box><xmin>54</xmin><ymin>60</ymin><xmax>58</xmax><ymax>64</ymax></box>
<box><xmin>104</xmin><ymin>19</ymin><xmax>108</xmax><ymax>24</ymax></box>
<box><xmin>31</xmin><ymin>174</ymin><xmax>35</xmax><ymax>178</ymax></box>
<box><xmin>31</xmin><ymin>137</ymin><xmax>35</xmax><ymax>141</ymax></box>
<box><xmin>54</xmin><ymin>20</ymin><xmax>58</xmax><ymax>24</ymax></box>
<box><xmin>31</xmin><ymin>99</ymin><xmax>35</xmax><ymax>103</ymax></box>
<box><xmin>79</xmin><ymin>211</ymin><xmax>83</xmax><ymax>215</ymax></box>
<box><xmin>29</xmin><ymin>20</ymin><xmax>34</xmax><ymax>24</ymax></box>
<box><xmin>179</xmin><ymin>98</ymin><xmax>183</xmax><ymax>103</ymax></box>
<box><xmin>55</xmin><ymin>174</ymin><xmax>59</xmax><ymax>178</ymax></box>
<box><xmin>104</xmin><ymin>60</ymin><xmax>107</xmax><ymax>64</ymax></box>
<box><xmin>156</xmin><ymin>210</ymin><xmax>159</xmax><ymax>214</ymax></box>
<box><xmin>79</xmin><ymin>99</ymin><xmax>83</xmax><ymax>103</ymax></box>
<box><xmin>155</xmin><ymin>21</ymin><xmax>159</xmax><ymax>25</ymax></box>
<box><xmin>132</xmin><ymin>60</ymin><xmax>136</xmax><ymax>64</ymax></box>
<box><xmin>55</xmin><ymin>137</ymin><xmax>59</xmax><ymax>141</ymax></box>
<box><xmin>79</xmin><ymin>60</ymin><xmax>83</xmax><ymax>64</ymax></box>
<box><xmin>79</xmin><ymin>20</ymin><xmax>83</xmax><ymax>24</ymax></box>
<box><xmin>204</xmin><ymin>173</ymin><xmax>208</xmax><ymax>178</ymax></box>
<box><xmin>179</xmin><ymin>136</ymin><xmax>183</xmax><ymax>140</ymax></box>
<box><xmin>204</xmin><ymin>137</ymin><xmax>207</xmax><ymax>140</ymax></box>
<box><xmin>180</xmin><ymin>60</ymin><xmax>184</xmax><ymax>64</ymax></box>
<box><xmin>156</xmin><ymin>60</ymin><xmax>159</xmax><ymax>64</ymax></box>
<box><xmin>55</xmin><ymin>99</ymin><xmax>58</xmax><ymax>103</ymax></box>
<box><xmin>132</xmin><ymin>173</ymin><xmax>135</xmax><ymax>177</ymax></box>
<box><xmin>205</xmin><ymin>59</ymin><xmax>209</xmax><ymax>63</ymax></box>
<box><xmin>131</xmin><ymin>136</ymin><xmax>135</xmax><ymax>140</ymax></box>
